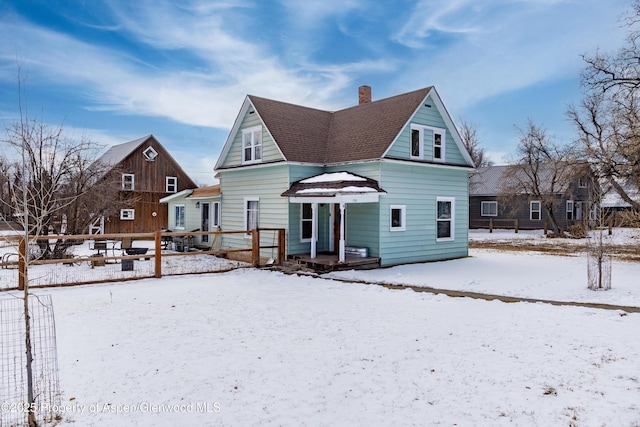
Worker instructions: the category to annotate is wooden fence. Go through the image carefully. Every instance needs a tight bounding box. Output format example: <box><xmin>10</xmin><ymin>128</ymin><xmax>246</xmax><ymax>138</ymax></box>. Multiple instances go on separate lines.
<box><xmin>0</xmin><ymin>228</ymin><xmax>285</xmax><ymax>290</ymax></box>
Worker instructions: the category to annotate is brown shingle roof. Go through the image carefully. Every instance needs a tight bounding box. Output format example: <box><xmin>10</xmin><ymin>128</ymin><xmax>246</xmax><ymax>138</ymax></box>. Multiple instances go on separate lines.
<box><xmin>188</xmin><ymin>184</ymin><xmax>221</xmax><ymax>198</ymax></box>
<box><xmin>248</xmin><ymin>87</ymin><xmax>432</xmax><ymax>164</ymax></box>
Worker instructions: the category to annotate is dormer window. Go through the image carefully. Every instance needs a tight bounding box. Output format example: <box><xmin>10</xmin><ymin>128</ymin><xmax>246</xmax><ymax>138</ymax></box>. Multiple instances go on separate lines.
<box><xmin>242</xmin><ymin>126</ymin><xmax>262</xmax><ymax>164</ymax></box>
<box><xmin>143</xmin><ymin>146</ymin><xmax>158</xmax><ymax>161</ymax></box>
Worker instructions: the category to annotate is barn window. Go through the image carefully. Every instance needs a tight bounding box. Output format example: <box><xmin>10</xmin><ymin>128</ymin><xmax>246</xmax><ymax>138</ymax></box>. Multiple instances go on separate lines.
<box><xmin>122</xmin><ymin>174</ymin><xmax>134</xmax><ymax>191</ymax></box>
<box><xmin>143</xmin><ymin>146</ymin><xmax>158</xmax><ymax>161</ymax></box>
<box><xmin>166</xmin><ymin>176</ymin><xmax>178</xmax><ymax>193</ymax></box>
<box><xmin>120</xmin><ymin>209</ymin><xmax>135</xmax><ymax>220</ymax></box>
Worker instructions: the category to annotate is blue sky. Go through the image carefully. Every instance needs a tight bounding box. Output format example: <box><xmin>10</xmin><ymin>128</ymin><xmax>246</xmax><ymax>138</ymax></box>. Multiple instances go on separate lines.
<box><xmin>0</xmin><ymin>0</ymin><xmax>632</xmax><ymax>185</ymax></box>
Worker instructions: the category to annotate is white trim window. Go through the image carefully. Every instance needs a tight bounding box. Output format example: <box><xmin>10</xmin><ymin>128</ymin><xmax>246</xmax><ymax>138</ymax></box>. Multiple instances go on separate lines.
<box><xmin>433</xmin><ymin>130</ymin><xmax>445</xmax><ymax>161</ymax></box>
<box><xmin>174</xmin><ymin>204</ymin><xmax>185</xmax><ymax>229</ymax></box>
<box><xmin>166</xmin><ymin>176</ymin><xmax>178</xmax><ymax>193</ymax></box>
<box><xmin>390</xmin><ymin>205</ymin><xmax>406</xmax><ymax>231</ymax></box>
<box><xmin>143</xmin><ymin>146</ymin><xmax>158</xmax><ymax>161</ymax></box>
<box><xmin>410</xmin><ymin>126</ymin><xmax>423</xmax><ymax>159</ymax></box>
<box><xmin>244</xmin><ymin>197</ymin><xmax>259</xmax><ymax>236</ymax></box>
<box><xmin>122</xmin><ymin>173</ymin><xmax>134</xmax><ymax>191</ymax></box>
<box><xmin>530</xmin><ymin>201</ymin><xmax>541</xmax><ymax>220</ymax></box>
<box><xmin>301</xmin><ymin>203</ymin><xmax>313</xmax><ymax>242</ymax></box>
<box><xmin>436</xmin><ymin>197</ymin><xmax>455</xmax><ymax>241</ymax></box>
<box><xmin>578</xmin><ymin>176</ymin><xmax>588</xmax><ymax>188</ymax></box>
<box><xmin>481</xmin><ymin>201</ymin><xmax>498</xmax><ymax>217</ymax></box>
<box><xmin>409</xmin><ymin>124</ymin><xmax>445</xmax><ymax>162</ymax></box>
<box><xmin>212</xmin><ymin>201</ymin><xmax>220</xmax><ymax>227</ymax></box>
<box><xmin>120</xmin><ymin>209</ymin><xmax>135</xmax><ymax>220</ymax></box>
<box><xmin>566</xmin><ymin>200</ymin><xmax>574</xmax><ymax>220</ymax></box>
<box><xmin>242</xmin><ymin>126</ymin><xmax>262</xmax><ymax>164</ymax></box>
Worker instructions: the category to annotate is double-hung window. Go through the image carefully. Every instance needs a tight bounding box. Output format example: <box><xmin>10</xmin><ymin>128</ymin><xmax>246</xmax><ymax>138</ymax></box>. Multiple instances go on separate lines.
<box><xmin>436</xmin><ymin>197</ymin><xmax>455</xmax><ymax>241</ymax></box>
<box><xmin>530</xmin><ymin>201</ymin><xmax>541</xmax><ymax>220</ymax></box>
<box><xmin>244</xmin><ymin>197</ymin><xmax>259</xmax><ymax>236</ymax></box>
<box><xmin>242</xmin><ymin>126</ymin><xmax>262</xmax><ymax>164</ymax></box>
<box><xmin>166</xmin><ymin>176</ymin><xmax>178</xmax><ymax>193</ymax></box>
<box><xmin>212</xmin><ymin>202</ymin><xmax>220</xmax><ymax>228</ymax></box>
<box><xmin>122</xmin><ymin>173</ymin><xmax>134</xmax><ymax>191</ymax></box>
<box><xmin>174</xmin><ymin>205</ymin><xmax>185</xmax><ymax>229</ymax></box>
<box><xmin>390</xmin><ymin>205</ymin><xmax>406</xmax><ymax>231</ymax></box>
<box><xmin>409</xmin><ymin>124</ymin><xmax>445</xmax><ymax>162</ymax></box>
<box><xmin>481</xmin><ymin>201</ymin><xmax>498</xmax><ymax>217</ymax></box>
<box><xmin>566</xmin><ymin>200</ymin><xmax>574</xmax><ymax>220</ymax></box>
<box><xmin>301</xmin><ymin>203</ymin><xmax>313</xmax><ymax>241</ymax></box>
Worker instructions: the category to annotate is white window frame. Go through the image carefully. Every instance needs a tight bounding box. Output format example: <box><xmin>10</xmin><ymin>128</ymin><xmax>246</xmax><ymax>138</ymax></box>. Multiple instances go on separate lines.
<box><xmin>410</xmin><ymin>126</ymin><xmax>423</xmax><ymax>160</ymax></box>
<box><xmin>566</xmin><ymin>200</ymin><xmax>574</xmax><ymax>220</ymax></box>
<box><xmin>390</xmin><ymin>205</ymin><xmax>406</xmax><ymax>231</ymax></box>
<box><xmin>578</xmin><ymin>176</ymin><xmax>588</xmax><ymax>188</ymax></box>
<box><xmin>174</xmin><ymin>204</ymin><xmax>185</xmax><ymax>229</ymax></box>
<box><xmin>244</xmin><ymin>197</ymin><xmax>259</xmax><ymax>238</ymax></box>
<box><xmin>481</xmin><ymin>201</ymin><xmax>498</xmax><ymax>217</ymax></box>
<box><xmin>166</xmin><ymin>176</ymin><xmax>178</xmax><ymax>193</ymax></box>
<box><xmin>120</xmin><ymin>209</ymin><xmax>135</xmax><ymax>220</ymax></box>
<box><xmin>143</xmin><ymin>146</ymin><xmax>158</xmax><ymax>161</ymax></box>
<box><xmin>122</xmin><ymin>173</ymin><xmax>134</xmax><ymax>191</ymax></box>
<box><xmin>433</xmin><ymin>130</ymin><xmax>445</xmax><ymax>162</ymax></box>
<box><xmin>242</xmin><ymin>126</ymin><xmax>262</xmax><ymax>164</ymax></box>
<box><xmin>300</xmin><ymin>203</ymin><xmax>313</xmax><ymax>242</ymax></box>
<box><xmin>212</xmin><ymin>201</ymin><xmax>220</xmax><ymax>228</ymax></box>
<box><xmin>530</xmin><ymin>201</ymin><xmax>541</xmax><ymax>221</ymax></box>
<box><xmin>436</xmin><ymin>197</ymin><xmax>455</xmax><ymax>242</ymax></box>
<box><xmin>410</xmin><ymin>124</ymin><xmax>446</xmax><ymax>162</ymax></box>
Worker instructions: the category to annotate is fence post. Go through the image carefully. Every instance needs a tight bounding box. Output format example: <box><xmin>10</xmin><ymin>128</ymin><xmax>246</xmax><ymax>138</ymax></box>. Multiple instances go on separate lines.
<box><xmin>543</xmin><ymin>220</ymin><xmax>548</xmax><ymax>235</ymax></box>
<box><xmin>277</xmin><ymin>229</ymin><xmax>285</xmax><ymax>265</ymax></box>
<box><xmin>18</xmin><ymin>236</ymin><xmax>26</xmax><ymax>290</ymax></box>
<box><xmin>251</xmin><ymin>229</ymin><xmax>260</xmax><ymax>267</ymax></box>
<box><xmin>154</xmin><ymin>231</ymin><xmax>162</xmax><ymax>278</ymax></box>
<box><xmin>515</xmin><ymin>219</ymin><xmax>519</xmax><ymax>233</ymax></box>
<box><xmin>489</xmin><ymin>218</ymin><xmax>493</xmax><ymax>233</ymax></box>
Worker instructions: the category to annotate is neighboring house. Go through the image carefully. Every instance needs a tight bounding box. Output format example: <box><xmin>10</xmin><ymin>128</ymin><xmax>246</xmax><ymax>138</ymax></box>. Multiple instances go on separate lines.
<box><xmin>160</xmin><ymin>184</ymin><xmax>221</xmax><ymax>247</ymax></box>
<box><xmin>469</xmin><ymin>164</ymin><xmax>595</xmax><ymax>231</ymax></box>
<box><xmin>601</xmin><ymin>181</ymin><xmax>640</xmax><ymax>225</ymax></box>
<box><xmin>213</xmin><ymin>85</ymin><xmax>475</xmax><ymax>267</ymax></box>
<box><xmin>93</xmin><ymin>135</ymin><xmax>197</xmax><ymax>234</ymax></box>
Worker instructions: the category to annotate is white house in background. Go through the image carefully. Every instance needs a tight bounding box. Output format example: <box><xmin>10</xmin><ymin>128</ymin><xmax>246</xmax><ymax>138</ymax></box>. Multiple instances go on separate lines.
<box><xmin>160</xmin><ymin>184</ymin><xmax>221</xmax><ymax>247</ymax></box>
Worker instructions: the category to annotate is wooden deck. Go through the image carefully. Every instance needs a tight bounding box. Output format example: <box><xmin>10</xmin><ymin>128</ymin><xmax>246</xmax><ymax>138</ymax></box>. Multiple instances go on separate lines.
<box><xmin>288</xmin><ymin>253</ymin><xmax>380</xmax><ymax>272</ymax></box>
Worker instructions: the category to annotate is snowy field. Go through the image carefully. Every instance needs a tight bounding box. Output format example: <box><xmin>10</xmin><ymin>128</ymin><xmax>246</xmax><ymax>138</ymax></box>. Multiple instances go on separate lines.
<box><xmin>2</xmin><ymin>229</ymin><xmax>639</xmax><ymax>425</ymax></box>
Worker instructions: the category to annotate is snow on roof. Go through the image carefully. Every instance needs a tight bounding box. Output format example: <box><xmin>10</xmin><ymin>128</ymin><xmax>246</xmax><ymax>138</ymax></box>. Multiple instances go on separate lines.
<box><xmin>296</xmin><ymin>186</ymin><xmax>379</xmax><ymax>194</ymax></box>
<box><xmin>97</xmin><ymin>135</ymin><xmax>152</xmax><ymax>166</ymax></box>
<box><xmin>300</xmin><ymin>172</ymin><xmax>367</xmax><ymax>184</ymax></box>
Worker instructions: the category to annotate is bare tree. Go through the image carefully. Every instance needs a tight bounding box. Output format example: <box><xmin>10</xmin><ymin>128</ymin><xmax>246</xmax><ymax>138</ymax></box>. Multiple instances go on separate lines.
<box><xmin>569</xmin><ymin>1</ymin><xmax>640</xmax><ymax>210</ymax></box>
<box><xmin>502</xmin><ymin>120</ymin><xmax>576</xmax><ymax>235</ymax></box>
<box><xmin>457</xmin><ymin>119</ymin><xmax>492</xmax><ymax>168</ymax></box>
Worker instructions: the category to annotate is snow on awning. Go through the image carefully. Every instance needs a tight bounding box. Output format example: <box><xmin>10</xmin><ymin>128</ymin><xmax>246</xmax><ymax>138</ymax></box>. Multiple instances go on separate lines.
<box><xmin>282</xmin><ymin>171</ymin><xmax>386</xmax><ymax>203</ymax></box>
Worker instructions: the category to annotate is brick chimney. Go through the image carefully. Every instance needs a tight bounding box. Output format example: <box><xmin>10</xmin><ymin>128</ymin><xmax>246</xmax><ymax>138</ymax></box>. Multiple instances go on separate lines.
<box><xmin>358</xmin><ymin>85</ymin><xmax>372</xmax><ymax>105</ymax></box>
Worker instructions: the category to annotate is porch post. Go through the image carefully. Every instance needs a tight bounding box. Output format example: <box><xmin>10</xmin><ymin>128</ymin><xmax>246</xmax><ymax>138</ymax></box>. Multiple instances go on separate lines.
<box><xmin>339</xmin><ymin>202</ymin><xmax>346</xmax><ymax>263</ymax></box>
<box><xmin>311</xmin><ymin>202</ymin><xmax>318</xmax><ymax>259</ymax></box>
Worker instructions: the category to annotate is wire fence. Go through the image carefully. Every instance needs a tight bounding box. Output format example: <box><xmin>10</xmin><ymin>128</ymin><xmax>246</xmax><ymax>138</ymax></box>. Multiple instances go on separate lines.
<box><xmin>0</xmin><ymin>229</ymin><xmax>285</xmax><ymax>291</ymax></box>
<box><xmin>0</xmin><ymin>294</ymin><xmax>61</xmax><ymax>426</ymax></box>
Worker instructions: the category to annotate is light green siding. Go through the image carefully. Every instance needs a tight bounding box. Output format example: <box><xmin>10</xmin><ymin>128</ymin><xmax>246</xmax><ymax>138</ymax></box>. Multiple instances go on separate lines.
<box><xmin>287</xmin><ymin>164</ymin><xmax>325</xmax><ymax>255</ymax></box>
<box><xmin>220</xmin><ymin>108</ymin><xmax>284</xmax><ymax>168</ymax></box>
<box><xmin>377</xmin><ymin>162</ymin><xmax>469</xmax><ymax>265</ymax></box>
<box><xmin>325</xmin><ymin>162</ymin><xmax>381</xmax><ymax>180</ymax></box>
<box><xmin>219</xmin><ymin>164</ymin><xmax>290</xmax><ymax>254</ymax></box>
<box><xmin>165</xmin><ymin>195</ymin><xmax>221</xmax><ymax>246</ymax></box>
<box><xmin>385</xmin><ymin>95</ymin><xmax>467</xmax><ymax>165</ymax></box>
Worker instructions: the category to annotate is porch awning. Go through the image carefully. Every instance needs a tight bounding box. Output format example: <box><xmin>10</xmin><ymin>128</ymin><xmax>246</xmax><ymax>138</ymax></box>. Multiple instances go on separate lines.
<box><xmin>281</xmin><ymin>171</ymin><xmax>386</xmax><ymax>203</ymax></box>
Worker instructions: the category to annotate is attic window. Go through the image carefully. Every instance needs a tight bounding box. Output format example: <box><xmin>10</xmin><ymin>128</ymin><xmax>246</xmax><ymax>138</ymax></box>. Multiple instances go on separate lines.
<box><xmin>143</xmin><ymin>146</ymin><xmax>158</xmax><ymax>161</ymax></box>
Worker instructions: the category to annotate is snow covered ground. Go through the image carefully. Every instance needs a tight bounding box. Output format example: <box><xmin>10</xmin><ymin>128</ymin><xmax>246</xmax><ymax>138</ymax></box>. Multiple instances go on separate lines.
<box><xmin>2</xmin><ymin>228</ymin><xmax>639</xmax><ymax>425</ymax></box>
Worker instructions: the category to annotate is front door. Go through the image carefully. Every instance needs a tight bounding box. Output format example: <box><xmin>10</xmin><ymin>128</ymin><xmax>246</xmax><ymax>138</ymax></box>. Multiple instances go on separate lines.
<box><xmin>201</xmin><ymin>202</ymin><xmax>210</xmax><ymax>243</ymax></box>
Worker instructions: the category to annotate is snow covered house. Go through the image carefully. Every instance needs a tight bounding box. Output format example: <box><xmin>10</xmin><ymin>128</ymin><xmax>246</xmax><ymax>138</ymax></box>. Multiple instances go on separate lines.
<box><xmin>214</xmin><ymin>86</ymin><xmax>475</xmax><ymax>267</ymax></box>
<box><xmin>93</xmin><ymin>135</ymin><xmax>197</xmax><ymax>234</ymax></box>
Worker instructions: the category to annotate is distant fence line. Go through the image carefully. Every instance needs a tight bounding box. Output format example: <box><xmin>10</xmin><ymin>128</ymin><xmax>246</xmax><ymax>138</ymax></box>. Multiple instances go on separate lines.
<box><xmin>0</xmin><ymin>229</ymin><xmax>285</xmax><ymax>290</ymax></box>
